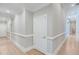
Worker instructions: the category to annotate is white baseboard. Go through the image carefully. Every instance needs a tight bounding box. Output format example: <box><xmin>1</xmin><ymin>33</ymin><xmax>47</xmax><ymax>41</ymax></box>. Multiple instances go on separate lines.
<box><xmin>53</xmin><ymin>39</ymin><xmax>66</xmax><ymax>55</ymax></box>
<box><xmin>33</xmin><ymin>46</ymin><xmax>51</xmax><ymax>55</ymax></box>
<box><xmin>11</xmin><ymin>40</ymin><xmax>33</xmax><ymax>53</ymax></box>
<box><xmin>34</xmin><ymin>39</ymin><xmax>66</xmax><ymax>55</ymax></box>
<box><xmin>11</xmin><ymin>40</ymin><xmax>50</xmax><ymax>55</ymax></box>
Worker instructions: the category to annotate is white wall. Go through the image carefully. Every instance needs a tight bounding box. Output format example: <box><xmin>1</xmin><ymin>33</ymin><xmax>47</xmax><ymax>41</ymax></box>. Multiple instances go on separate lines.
<box><xmin>50</xmin><ymin>4</ymin><xmax>65</xmax><ymax>53</ymax></box>
<box><xmin>25</xmin><ymin>10</ymin><xmax>33</xmax><ymax>34</ymax></box>
<box><xmin>7</xmin><ymin>18</ymin><xmax>11</xmax><ymax>33</ymax></box>
<box><xmin>11</xmin><ymin>8</ymin><xmax>33</xmax><ymax>51</ymax></box>
<box><xmin>76</xmin><ymin>15</ymin><xmax>79</xmax><ymax>41</ymax></box>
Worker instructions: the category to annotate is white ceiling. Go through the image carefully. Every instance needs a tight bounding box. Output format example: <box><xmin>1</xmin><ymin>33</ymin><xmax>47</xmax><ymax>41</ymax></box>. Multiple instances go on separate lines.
<box><xmin>62</xmin><ymin>3</ymin><xmax>79</xmax><ymax>16</ymax></box>
<box><xmin>61</xmin><ymin>3</ymin><xmax>79</xmax><ymax>13</ymax></box>
<box><xmin>61</xmin><ymin>3</ymin><xmax>75</xmax><ymax>11</ymax></box>
<box><xmin>25</xmin><ymin>3</ymin><xmax>50</xmax><ymax>12</ymax></box>
<box><xmin>0</xmin><ymin>3</ymin><xmax>78</xmax><ymax>18</ymax></box>
<box><xmin>0</xmin><ymin>3</ymin><xmax>50</xmax><ymax>15</ymax></box>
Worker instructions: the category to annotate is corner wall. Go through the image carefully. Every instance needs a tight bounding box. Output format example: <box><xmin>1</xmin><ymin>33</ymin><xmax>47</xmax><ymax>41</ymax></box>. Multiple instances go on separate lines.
<box><xmin>11</xmin><ymin>8</ymin><xmax>33</xmax><ymax>52</ymax></box>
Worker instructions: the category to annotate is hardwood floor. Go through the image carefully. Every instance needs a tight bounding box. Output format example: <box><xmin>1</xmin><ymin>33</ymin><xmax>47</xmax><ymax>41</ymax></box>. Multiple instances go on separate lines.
<box><xmin>3</xmin><ymin>35</ymin><xmax>79</xmax><ymax>55</ymax></box>
<box><xmin>57</xmin><ymin>34</ymin><xmax>79</xmax><ymax>55</ymax></box>
<box><xmin>0</xmin><ymin>37</ymin><xmax>44</xmax><ymax>55</ymax></box>
<box><xmin>0</xmin><ymin>37</ymin><xmax>24</xmax><ymax>55</ymax></box>
<box><xmin>26</xmin><ymin>49</ymin><xmax>45</xmax><ymax>55</ymax></box>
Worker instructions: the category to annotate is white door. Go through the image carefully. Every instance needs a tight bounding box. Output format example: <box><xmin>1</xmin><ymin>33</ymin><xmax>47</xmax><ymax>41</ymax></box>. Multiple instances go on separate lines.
<box><xmin>33</xmin><ymin>14</ymin><xmax>47</xmax><ymax>52</ymax></box>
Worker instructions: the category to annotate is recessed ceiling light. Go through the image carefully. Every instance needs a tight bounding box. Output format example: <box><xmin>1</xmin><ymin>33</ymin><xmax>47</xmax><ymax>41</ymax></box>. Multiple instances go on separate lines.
<box><xmin>71</xmin><ymin>4</ymin><xmax>75</xmax><ymax>7</ymax></box>
<box><xmin>6</xmin><ymin>10</ymin><xmax>10</xmax><ymax>13</ymax></box>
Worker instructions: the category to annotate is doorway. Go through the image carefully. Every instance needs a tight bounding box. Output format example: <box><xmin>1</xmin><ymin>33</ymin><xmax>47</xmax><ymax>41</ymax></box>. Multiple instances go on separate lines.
<box><xmin>0</xmin><ymin>17</ymin><xmax>11</xmax><ymax>38</ymax></box>
<box><xmin>70</xmin><ymin>20</ymin><xmax>76</xmax><ymax>35</ymax></box>
<box><xmin>65</xmin><ymin>16</ymin><xmax>77</xmax><ymax>38</ymax></box>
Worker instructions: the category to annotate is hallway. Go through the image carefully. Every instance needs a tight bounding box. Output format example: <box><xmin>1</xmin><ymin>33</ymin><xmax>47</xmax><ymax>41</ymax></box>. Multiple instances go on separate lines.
<box><xmin>0</xmin><ymin>3</ymin><xmax>78</xmax><ymax>55</ymax></box>
<box><xmin>57</xmin><ymin>35</ymin><xmax>79</xmax><ymax>55</ymax></box>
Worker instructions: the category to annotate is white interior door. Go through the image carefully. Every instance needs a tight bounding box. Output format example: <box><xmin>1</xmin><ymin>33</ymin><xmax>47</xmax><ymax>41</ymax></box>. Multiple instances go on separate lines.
<box><xmin>33</xmin><ymin>14</ymin><xmax>47</xmax><ymax>52</ymax></box>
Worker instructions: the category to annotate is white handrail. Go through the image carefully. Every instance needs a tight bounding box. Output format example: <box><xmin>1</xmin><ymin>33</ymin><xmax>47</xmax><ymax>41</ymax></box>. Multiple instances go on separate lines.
<box><xmin>10</xmin><ymin>32</ymin><xmax>33</xmax><ymax>38</ymax></box>
<box><xmin>47</xmin><ymin>33</ymin><xmax>64</xmax><ymax>40</ymax></box>
<box><xmin>10</xmin><ymin>32</ymin><xmax>64</xmax><ymax>39</ymax></box>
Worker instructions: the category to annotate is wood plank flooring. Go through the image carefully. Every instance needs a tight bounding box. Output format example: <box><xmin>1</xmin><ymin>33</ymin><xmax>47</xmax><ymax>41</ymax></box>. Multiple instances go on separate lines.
<box><xmin>26</xmin><ymin>49</ymin><xmax>45</xmax><ymax>55</ymax></box>
<box><xmin>0</xmin><ymin>37</ymin><xmax>44</xmax><ymax>55</ymax></box>
<box><xmin>57</xmin><ymin>34</ymin><xmax>79</xmax><ymax>55</ymax></box>
<box><xmin>0</xmin><ymin>37</ymin><xmax>24</xmax><ymax>55</ymax></box>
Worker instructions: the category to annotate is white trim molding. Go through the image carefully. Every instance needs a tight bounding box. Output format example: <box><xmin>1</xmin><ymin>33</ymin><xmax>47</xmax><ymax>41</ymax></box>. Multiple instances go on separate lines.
<box><xmin>53</xmin><ymin>38</ymin><xmax>66</xmax><ymax>55</ymax></box>
<box><xmin>11</xmin><ymin>39</ymin><xmax>33</xmax><ymax>53</ymax></box>
<box><xmin>47</xmin><ymin>32</ymin><xmax>65</xmax><ymax>55</ymax></box>
<box><xmin>47</xmin><ymin>33</ymin><xmax>64</xmax><ymax>40</ymax></box>
<box><xmin>34</xmin><ymin>47</ymin><xmax>51</xmax><ymax>55</ymax></box>
<box><xmin>10</xmin><ymin>32</ymin><xmax>33</xmax><ymax>38</ymax></box>
<box><xmin>10</xmin><ymin>32</ymin><xmax>65</xmax><ymax>55</ymax></box>
<box><xmin>10</xmin><ymin>32</ymin><xmax>34</xmax><ymax>53</ymax></box>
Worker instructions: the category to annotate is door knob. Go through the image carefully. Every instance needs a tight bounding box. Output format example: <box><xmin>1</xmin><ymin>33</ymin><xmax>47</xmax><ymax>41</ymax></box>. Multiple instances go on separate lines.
<box><xmin>43</xmin><ymin>36</ymin><xmax>46</xmax><ymax>39</ymax></box>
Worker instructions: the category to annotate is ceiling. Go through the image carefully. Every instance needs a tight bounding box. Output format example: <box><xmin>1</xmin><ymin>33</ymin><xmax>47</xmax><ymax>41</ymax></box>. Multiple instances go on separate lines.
<box><xmin>61</xmin><ymin>3</ymin><xmax>75</xmax><ymax>11</ymax></box>
<box><xmin>62</xmin><ymin>3</ymin><xmax>79</xmax><ymax>16</ymax></box>
<box><xmin>61</xmin><ymin>3</ymin><xmax>79</xmax><ymax>12</ymax></box>
<box><xmin>0</xmin><ymin>3</ymin><xmax>50</xmax><ymax>15</ymax></box>
<box><xmin>25</xmin><ymin>3</ymin><xmax>50</xmax><ymax>12</ymax></box>
<box><xmin>0</xmin><ymin>3</ymin><xmax>78</xmax><ymax>19</ymax></box>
